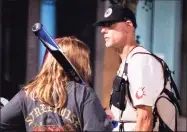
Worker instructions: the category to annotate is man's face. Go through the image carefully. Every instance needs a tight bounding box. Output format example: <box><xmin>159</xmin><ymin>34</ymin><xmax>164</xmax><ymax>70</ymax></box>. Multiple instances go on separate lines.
<box><xmin>101</xmin><ymin>21</ymin><xmax>128</xmax><ymax>48</ymax></box>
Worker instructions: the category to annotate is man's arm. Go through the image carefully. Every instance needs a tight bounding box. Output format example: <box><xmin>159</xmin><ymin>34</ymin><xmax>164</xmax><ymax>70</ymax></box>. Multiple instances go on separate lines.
<box><xmin>135</xmin><ymin>105</ymin><xmax>153</xmax><ymax>131</ymax></box>
<box><xmin>128</xmin><ymin>54</ymin><xmax>164</xmax><ymax>131</ymax></box>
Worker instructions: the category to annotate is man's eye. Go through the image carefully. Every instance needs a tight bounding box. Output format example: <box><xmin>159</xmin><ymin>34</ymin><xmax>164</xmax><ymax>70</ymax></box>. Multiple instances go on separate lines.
<box><xmin>104</xmin><ymin>22</ymin><xmax>115</xmax><ymax>27</ymax></box>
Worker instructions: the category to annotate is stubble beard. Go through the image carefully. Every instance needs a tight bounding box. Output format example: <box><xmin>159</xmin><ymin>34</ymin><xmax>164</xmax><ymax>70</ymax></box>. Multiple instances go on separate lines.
<box><xmin>105</xmin><ymin>41</ymin><xmax>114</xmax><ymax>48</ymax></box>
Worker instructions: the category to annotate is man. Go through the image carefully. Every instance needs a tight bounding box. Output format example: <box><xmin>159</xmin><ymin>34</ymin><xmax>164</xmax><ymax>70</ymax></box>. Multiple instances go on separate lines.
<box><xmin>94</xmin><ymin>4</ymin><xmax>166</xmax><ymax>131</ymax></box>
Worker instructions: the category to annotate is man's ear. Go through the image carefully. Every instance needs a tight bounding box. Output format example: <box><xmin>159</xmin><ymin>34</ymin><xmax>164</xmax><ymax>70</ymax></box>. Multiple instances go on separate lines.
<box><xmin>126</xmin><ymin>20</ymin><xmax>134</xmax><ymax>28</ymax></box>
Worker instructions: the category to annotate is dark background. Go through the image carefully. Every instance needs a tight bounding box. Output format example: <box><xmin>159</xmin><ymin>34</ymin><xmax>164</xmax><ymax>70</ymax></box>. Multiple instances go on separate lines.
<box><xmin>0</xmin><ymin>0</ymin><xmax>97</xmax><ymax>100</ymax></box>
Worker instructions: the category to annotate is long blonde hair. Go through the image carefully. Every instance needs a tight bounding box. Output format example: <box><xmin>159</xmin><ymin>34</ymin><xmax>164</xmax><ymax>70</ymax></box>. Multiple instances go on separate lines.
<box><xmin>24</xmin><ymin>36</ymin><xmax>91</xmax><ymax>108</ymax></box>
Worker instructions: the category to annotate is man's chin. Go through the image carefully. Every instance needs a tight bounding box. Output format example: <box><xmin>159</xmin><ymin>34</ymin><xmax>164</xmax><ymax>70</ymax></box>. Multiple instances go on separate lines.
<box><xmin>105</xmin><ymin>43</ymin><xmax>113</xmax><ymax>48</ymax></box>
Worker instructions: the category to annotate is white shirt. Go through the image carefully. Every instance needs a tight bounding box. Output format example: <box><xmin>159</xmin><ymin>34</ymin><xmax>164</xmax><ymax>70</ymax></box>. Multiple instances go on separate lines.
<box><xmin>111</xmin><ymin>46</ymin><xmax>164</xmax><ymax>131</ymax></box>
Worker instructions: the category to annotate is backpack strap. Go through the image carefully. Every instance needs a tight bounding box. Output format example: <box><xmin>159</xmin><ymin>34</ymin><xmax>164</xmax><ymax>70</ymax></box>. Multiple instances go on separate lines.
<box><xmin>153</xmin><ymin>95</ymin><xmax>178</xmax><ymax>132</ymax></box>
<box><xmin>129</xmin><ymin>52</ymin><xmax>182</xmax><ymax>131</ymax></box>
<box><xmin>131</xmin><ymin>52</ymin><xmax>181</xmax><ymax>100</ymax></box>
<box><xmin>163</xmin><ymin>88</ymin><xmax>182</xmax><ymax>115</ymax></box>
<box><xmin>123</xmin><ymin>62</ymin><xmax>136</xmax><ymax>109</ymax></box>
<box><xmin>121</xmin><ymin>46</ymin><xmax>140</xmax><ymax>109</ymax></box>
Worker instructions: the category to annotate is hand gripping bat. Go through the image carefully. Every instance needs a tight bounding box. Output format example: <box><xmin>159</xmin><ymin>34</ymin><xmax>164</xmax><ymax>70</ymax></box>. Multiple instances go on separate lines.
<box><xmin>32</xmin><ymin>23</ymin><xmax>85</xmax><ymax>85</ymax></box>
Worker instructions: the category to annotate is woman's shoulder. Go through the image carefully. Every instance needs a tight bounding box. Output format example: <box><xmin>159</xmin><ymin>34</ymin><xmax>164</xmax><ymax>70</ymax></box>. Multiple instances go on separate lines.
<box><xmin>67</xmin><ymin>81</ymin><xmax>96</xmax><ymax>102</ymax></box>
<box><xmin>67</xmin><ymin>81</ymin><xmax>94</xmax><ymax>93</ymax></box>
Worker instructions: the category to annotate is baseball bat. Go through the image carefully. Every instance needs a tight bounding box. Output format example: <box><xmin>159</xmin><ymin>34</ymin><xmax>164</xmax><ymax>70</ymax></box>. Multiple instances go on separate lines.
<box><xmin>32</xmin><ymin>23</ymin><xmax>85</xmax><ymax>85</ymax></box>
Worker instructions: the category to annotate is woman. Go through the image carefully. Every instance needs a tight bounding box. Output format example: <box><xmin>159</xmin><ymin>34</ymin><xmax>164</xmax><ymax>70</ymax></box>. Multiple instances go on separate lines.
<box><xmin>0</xmin><ymin>36</ymin><xmax>113</xmax><ymax>131</ymax></box>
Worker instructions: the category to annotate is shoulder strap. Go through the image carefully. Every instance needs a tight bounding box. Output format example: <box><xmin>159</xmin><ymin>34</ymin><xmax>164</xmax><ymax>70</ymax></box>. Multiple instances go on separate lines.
<box><xmin>122</xmin><ymin>45</ymin><xmax>139</xmax><ymax>76</ymax></box>
<box><xmin>123</xmin><ymin>51</ymin><xmax>182</xmax><ymax>131</ymax></box>
<box><xmin>123</xmin><ymin>51</ymin><xmax>181</xmax><ymax>108</ymax></box>
<box><xmin>123</xmin><ymin>62</ymin><xmax>135</xmax><ymax>108</ymax></box>
<box><xmin>153</xmin><ymin>95</ymin><xmax>178</xmax><ymax>131</ymax></box>
<box><xmin>121</xmin><ymin>46</ymin><xmax>140</xmax><ymax>108</ymax></box>
<box><xmin>131</xmin><ymin>52</ymin><xmax>181</xmax><ymax>100</ymax></box>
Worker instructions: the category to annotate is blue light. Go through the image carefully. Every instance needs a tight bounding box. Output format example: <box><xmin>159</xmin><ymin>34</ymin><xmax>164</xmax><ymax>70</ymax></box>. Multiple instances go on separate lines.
<box><xmin>39</xmin><ymin>0</ymin><xmax>56</xmax><ymax>69</ymax></box>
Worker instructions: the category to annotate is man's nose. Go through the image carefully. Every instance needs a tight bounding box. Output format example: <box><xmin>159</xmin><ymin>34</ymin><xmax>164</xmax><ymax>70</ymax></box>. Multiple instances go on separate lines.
<box><xmin>101</xmin><ymin>27</ymin><xmax>108</xmax><ymax>34</ymax></box>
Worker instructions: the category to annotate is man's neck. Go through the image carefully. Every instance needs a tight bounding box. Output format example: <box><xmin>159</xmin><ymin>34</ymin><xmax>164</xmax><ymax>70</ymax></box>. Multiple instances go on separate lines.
<box><xmin>115</xmin><ymin>41</ymin><xmax>138</xmax><ymax>61</ymax></box>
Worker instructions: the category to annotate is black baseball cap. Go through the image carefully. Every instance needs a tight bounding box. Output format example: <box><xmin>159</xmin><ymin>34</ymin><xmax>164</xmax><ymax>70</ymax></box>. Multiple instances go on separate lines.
<box><xmin>94</xmin><ymin>4</ymin><xmax>137</xmax><ymax>28</ymax></box>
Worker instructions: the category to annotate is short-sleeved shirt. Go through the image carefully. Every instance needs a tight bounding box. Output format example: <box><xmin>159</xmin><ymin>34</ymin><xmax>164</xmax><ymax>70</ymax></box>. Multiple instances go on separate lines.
<box><xmin>111</xmin><ymin>46</ymin><xmax>164</xmax><ymax>131</ymax></box>
<box><xmin>0</xmin><ymin>81</ymin><xmax>113</xmax><ymax>131</ymax></box>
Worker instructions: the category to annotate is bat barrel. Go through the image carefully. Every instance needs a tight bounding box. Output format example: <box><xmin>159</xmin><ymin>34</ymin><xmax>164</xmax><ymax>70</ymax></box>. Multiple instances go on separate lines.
<box><xmin>31</xmin><ymin>22</ymin><xmax>59</xmax><ymax>50</ymax></box>
<box><xmin>32</xmin><ymin>22</ymin><xmax>85</xmax><ymax>85</ymax></box>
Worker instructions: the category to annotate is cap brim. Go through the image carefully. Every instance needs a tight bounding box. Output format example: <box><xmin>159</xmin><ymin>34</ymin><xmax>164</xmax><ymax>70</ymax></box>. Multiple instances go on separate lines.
<box><xmin>94</xmin><ymin>19</ymin><xmax>123</xmax><ymax>27</ymax></box>
<box><xmin>94</xmin><ymin>20</ymin><xmax>111</xmax><ymax>27</ymax></box>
